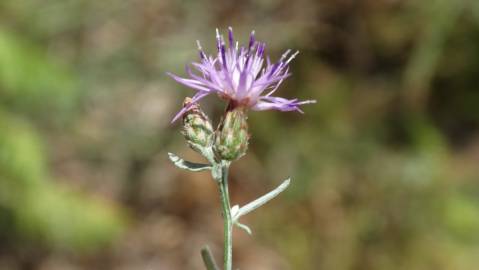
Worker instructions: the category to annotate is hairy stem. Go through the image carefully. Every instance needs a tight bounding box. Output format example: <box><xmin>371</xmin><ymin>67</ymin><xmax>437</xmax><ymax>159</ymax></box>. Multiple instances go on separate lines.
<box><xmin>218</xmin><ymin>164</ymin><xmax>233</xmax><ymax>270</ymax></box>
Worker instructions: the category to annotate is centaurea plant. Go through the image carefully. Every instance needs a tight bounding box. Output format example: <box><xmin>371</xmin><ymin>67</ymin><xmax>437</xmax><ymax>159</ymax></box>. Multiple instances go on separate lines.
<box><xmin>168</xmin><ymin>27</ymin><xmax>315</xmax><ymax>270</ymax></box>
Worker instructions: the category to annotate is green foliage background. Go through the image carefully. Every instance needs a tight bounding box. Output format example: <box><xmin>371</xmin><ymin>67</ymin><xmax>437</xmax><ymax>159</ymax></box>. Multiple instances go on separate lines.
<box><xmin>0</xmin><ymin>27</ymin><xmax>126</xmax><ymax>251</ymax></box>
<box><xmin>0</xmin><ymin>0</ymin><xmax>478</xmax><ymax>269</ymax></box>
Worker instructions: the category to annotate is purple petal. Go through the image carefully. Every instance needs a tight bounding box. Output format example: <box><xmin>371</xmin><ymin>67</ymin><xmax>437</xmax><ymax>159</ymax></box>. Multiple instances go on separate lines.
<box><xmin>248</xmin><ymin>30</ymin><xmax>255</xmax><ymax>51</ymax></box>
<box><xmin>252</xmin><ymin>96</ymin><xmax>316</xmax><ymax>112</ymax></box>
<box><xmin>220</xmin><ymin>44</ymin><xmax>228</xmax><ymax>70</ymax></box>
<box><xmin>167</xmin><ymin>72</ymin><xmax>212</xmax><ymax>92</ymax></box>
<box><xmin>215</xmin><ymin>28</ymin><xmax>221</xmax><ymax>50</ymax></box>
<box><xmin>196</xmin><ymin>40</ymin><xmax>206</xmax><ymax>60</ymax></box>
<box><xmin>185</xmin><ymin>66</ymin><xmax>223</xmax><ymax>92</ymax></box>
<box><xmin>257</xmin><ymin>42</ymin><xmax>265</xmax><ymax>58</ymax></box>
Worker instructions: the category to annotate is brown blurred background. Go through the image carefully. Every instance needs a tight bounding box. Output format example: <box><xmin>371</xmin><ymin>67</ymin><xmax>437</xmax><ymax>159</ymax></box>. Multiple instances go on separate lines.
<box><xmin>1</xmin><ymin>0</ymin><xmax>479</xmax><ymax>269</ymax></box>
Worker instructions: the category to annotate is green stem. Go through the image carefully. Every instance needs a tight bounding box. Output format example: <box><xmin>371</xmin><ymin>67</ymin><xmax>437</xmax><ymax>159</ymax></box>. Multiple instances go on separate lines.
<box><xmin>218</xmin><ymin>163</ymin><xmax>233</xmax><ymax>270</ymax></box>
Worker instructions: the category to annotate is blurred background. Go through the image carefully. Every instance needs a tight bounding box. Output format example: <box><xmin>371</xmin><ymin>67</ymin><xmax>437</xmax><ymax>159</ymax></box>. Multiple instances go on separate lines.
<box><xmin>1</xmin><ymin>0</ymin><xmax>479</xmax><ymax>269</ymax></box>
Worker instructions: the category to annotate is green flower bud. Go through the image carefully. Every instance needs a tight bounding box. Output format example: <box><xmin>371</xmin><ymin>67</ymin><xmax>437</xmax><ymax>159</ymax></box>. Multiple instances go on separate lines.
<box><xmin>182</xmin><ymin>98</ymin><xmax>214</xmax><ymax>153</ymax></box>
<box><xmin>214</xmin><ymin>106</ymin><xmax>249</xmax><ymax>161</ymax></box>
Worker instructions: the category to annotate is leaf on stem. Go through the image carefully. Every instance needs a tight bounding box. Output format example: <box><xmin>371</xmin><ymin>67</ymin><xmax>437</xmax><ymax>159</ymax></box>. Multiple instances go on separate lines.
<box><xmin>201</xmin><ymin>245</ymin><xmax>220</xmax><ymax>270</ymax></box>
<box><xmin>234</xmin><ymin>221</ymin><xmax>252</xmax><ymax>235</ymax></box>
<box><xmin>233</xmin><ymin>178</ymin><xmax>291</xmax><ymax>221</ymax></box>
<box><xmin>167</xmin><ymin>152</ymin><xmax>212</xmax><ymax>172</ymax></box>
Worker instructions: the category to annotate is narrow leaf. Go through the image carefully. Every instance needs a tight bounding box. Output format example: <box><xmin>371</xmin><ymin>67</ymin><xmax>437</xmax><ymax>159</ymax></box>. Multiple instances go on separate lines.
<box><xmin>235</xmin><ymin>178</ymin><xmax>291</xmax><ymax>220</ymax></box>
<box><xmin>168</xmin><ymin>152</ymin><xmax>211</xmax><ymax>172</ymax></box>
<box><xmin>235</xmin><ymin>221</ymin><xmax>252</xmax><ymax>235</ymax></box>
<box><xmin>201</xmin><ymin>246</ymin><xmax>220</xmax><ymax>270</ymax></box>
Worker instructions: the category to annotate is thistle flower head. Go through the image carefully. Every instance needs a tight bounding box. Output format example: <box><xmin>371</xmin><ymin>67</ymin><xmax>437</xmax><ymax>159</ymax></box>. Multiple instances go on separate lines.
<box><xmin>168</xmin><ymin>27</ymin><xmax>316</xmax><ymax>122</ymax></box>
<box><xmin>214</xmin><ymin>106</ymin><xmax>249</xmax><ymax>161</ymax></box>
<box><xmin>181</xmin><ymin>98</ymin><xmax>214</xmax><ymax>153</ymax></box>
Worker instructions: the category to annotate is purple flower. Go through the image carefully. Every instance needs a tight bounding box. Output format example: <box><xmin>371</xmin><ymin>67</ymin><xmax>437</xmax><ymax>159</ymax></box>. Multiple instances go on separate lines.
<box><xmin>167</xmin><ymin>27</ymin><xmax>316</xmax><ymax>122</ymax></box>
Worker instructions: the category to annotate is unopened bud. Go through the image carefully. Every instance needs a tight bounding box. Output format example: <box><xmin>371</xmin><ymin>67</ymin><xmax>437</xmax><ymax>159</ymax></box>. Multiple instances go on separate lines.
<box><xmin>182</xmin><ymin>98</ymin><xmax>214</xmax><ymax>153</ymax></box>
<box><xmin>214</xmin><ymin>106</ymin><xmax>249</xmax><ymax>161</ymax></box>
